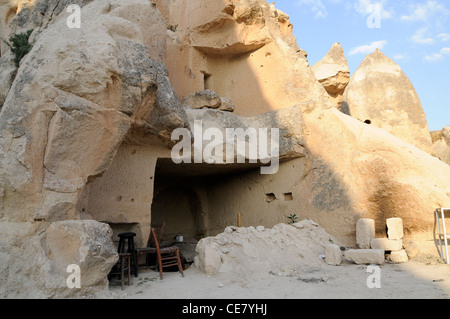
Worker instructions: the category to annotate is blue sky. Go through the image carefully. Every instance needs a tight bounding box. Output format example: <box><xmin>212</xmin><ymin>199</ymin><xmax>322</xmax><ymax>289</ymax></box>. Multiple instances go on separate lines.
<box><xmin>274</xmin><ymin>0</ymin><xmax>450</xmax><ymax>131</ymax></box>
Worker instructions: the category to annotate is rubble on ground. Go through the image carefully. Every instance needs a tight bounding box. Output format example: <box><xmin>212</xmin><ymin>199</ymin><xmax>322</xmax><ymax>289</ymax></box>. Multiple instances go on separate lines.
<box><xmin>194</xmin><ymin>220</ymin><xmax>339</xmax><ymax>276</ymax></box>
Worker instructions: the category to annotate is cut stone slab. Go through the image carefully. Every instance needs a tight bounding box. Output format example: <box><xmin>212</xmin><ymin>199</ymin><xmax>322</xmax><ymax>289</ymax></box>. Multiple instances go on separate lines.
<box><xmin>403</xmin><ymin>239</ymin><xmax>420</xmax><ymax>259</ymax></box>
<box><xmin>356</xmin><ymin>219</ymin><xmax>375</xmax><ymax>249</ymax></box>
<box><xmin>345</xmin><ymin>249</ymin><xmax>385</xmax><ymax>265</ymax></box>
<box><xmin>194</xmin><ymin>242</ymin><xmax>222</xmax><ymax>276</ymax></box>
<box><xmin>370</xmin><ymin>238</ymin><xmax>403</xmax><ymax>252</ymax></box>
<box><xmin>386</xmin><ymin>218</ymin><xmax>404</xmax><ymax>240</ymax></box>
<box><xmin>325</xmin><ymin>244</ymin><xmax>342</xmax><ymax>266</ymax></box>
<box><xmin>388</xmin><ymin>250</ymin><xmax>409</xmax><ymax>263</ymax></box>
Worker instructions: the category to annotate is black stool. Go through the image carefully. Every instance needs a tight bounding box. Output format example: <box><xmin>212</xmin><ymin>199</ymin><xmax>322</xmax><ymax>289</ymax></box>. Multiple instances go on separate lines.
<box><xmin>117</xmin><ymin>232</ymin><xmax>138</xmax><ymax>277</ymax></box>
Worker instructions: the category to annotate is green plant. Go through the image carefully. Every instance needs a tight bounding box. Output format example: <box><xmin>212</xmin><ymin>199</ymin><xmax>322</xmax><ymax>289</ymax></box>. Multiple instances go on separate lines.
<box><xmin>168</xmin><ymin>24</ymin><xmax>178</xmax><ymax>32</ymax></box>
<box><xmin>4</xmin><ymin>29</ymin><xmax>34</xmax><ymax>67</ymax></box>
<box><xmin>287</xmin><ymin>214</ymin><xmax>299</xmax><ymax>225</ymax></box>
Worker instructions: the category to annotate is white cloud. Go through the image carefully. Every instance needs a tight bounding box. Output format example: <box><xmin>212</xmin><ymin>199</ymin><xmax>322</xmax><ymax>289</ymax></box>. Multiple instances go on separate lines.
<box><xmin>401</xmin><ymin>0</ymin><xmax>448</xmax><ymax>22</ymax></box>
<box><xmin>295</xmin><ymin>0</ymin><xmax>328</xmax><ymax>19</ymax></box>
<box><xmin>424</xmin><ymin>53</ymin><xmax>443</xmax><ymax>62</ymax></box>
<box><xmin>441</xmin><ymin>47</ymin><xmax>450</xmax><ymax>55</ymax></box>
<box><xmin>438</xmin><ymin>33</ymin><xmax>450</xmax><ymax>42</ymax></box>
<box><xmin>349</xmin><ymin>40</ymin><xmax>388</xmax><ymax>55</ymax></box>
<box><xmin>353</xmin><ymin>0</ymin><xmax>394</xmax><ymax>19</ymax></box>
<box><xmin>411</xmin><ymin>27</ymin><xmax>435</xmax><ymax>44</ymax></box>
<box><xmin>423</xmin><ymin>48</ymin><xmax>450</xmax><ymax>63</ymax></box>
<box><xmin>393</xmin><ymin>53</ymin><xmax>409</xmax><ymax>61</ymax></box>
<box><xmin>295</xmin><ymin>0</ymin><xmax>343</xmax><ymax>19</ymax></box>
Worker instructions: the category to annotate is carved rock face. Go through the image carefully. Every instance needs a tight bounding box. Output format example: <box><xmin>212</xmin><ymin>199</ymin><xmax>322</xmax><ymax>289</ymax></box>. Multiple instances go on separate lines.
<box><xmin>0</xmin><ymin>0</ymin><xmax>449</xmax><ymax>297</ymax></box>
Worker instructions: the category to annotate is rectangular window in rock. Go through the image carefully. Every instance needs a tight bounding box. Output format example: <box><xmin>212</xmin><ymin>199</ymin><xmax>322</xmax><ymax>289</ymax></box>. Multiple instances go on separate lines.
<box><xmin>202</xmin><ymin>71</ymin><xmax>212</xmax><ymax>90</ymax></box>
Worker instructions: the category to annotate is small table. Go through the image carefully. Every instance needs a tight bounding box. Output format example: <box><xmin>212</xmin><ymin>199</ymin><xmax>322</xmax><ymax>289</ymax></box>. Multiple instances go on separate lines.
<box><xmin>435</xmin><ymin>208</ymin><xmax>450</xmax><ymax>264</ymax></box>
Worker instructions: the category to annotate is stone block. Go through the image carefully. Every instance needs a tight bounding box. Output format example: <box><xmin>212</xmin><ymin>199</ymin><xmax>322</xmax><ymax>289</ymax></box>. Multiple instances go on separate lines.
<box><xmin>370</xmin><ymin>238</ymin><xmax>403</xmax><ymax>252</ymax></box>
<box><xmin>386</xmin><ymin>218</ymin><xmax>404</xmax><ymax>240</ymax></box>
<box><xmin>388</xmin><ymin>250</ymin><xmax>409</xmax><ymax>263</ymax></box>
<box><xmin>356</xmin><ymin>219</ymin><xmax>375</xmax><ymax>249</ymax></box>
<box><xmin>403</xmin><ymin>239</ymin><xmax>420</xmax><ymax>259</ymax></box>
<box><xmin>325</xmin><ymin>244</ymin><xmax>342</xmax><ymax>266</ymax></box>
<box><xmin>345</xmin><ymin>249</ymin><xmax>385</xmax><ymax>265</ymax></box>
<box><xmin>195</xmin><ymin>242</ymin><xmax>222</xmax><ymax>276</ymax></box>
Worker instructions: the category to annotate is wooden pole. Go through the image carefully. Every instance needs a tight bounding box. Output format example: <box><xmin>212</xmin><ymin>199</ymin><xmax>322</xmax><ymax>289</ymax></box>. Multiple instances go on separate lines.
<box><xmin>238</xmin><ymin>212</ymin><xmax>242</xmax><ymax>227</ymax></box>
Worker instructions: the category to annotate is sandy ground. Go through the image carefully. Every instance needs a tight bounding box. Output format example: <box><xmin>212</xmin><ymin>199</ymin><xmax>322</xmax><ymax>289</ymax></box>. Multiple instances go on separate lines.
<box><xmin>107</xmin><ymin>251</ymin><xmax>450</xmax><ymax>299</ymax></box>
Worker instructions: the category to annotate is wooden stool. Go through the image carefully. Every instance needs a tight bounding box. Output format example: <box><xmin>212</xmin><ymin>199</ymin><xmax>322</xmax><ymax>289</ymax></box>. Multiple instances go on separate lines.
<box><xmin>108</xmin><ymin>253</ymin><xmax>131</xmax><ymax>290</ymax></box>
<box><xmin>118</xmin><ymin>232</ymin><xmax>138</xmax><ymax>277</ymax></box>
<box><xmin>119</xmin><ymin>253</ymin><xmax>131</xmax><ymax>290</ymax></box>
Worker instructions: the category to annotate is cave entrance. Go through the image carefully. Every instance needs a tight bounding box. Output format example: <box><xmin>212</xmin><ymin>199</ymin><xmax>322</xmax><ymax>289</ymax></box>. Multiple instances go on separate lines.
<box><xmin>151</xmin><ymin>185</ymin><xmax>205</xmax><ymax>243</ymax></box>
<box><xmin>150</xmin><ymin>158</ymin><xmax>263</xmax><ymax>263</ymax></box>
<box><xmin>76</xmin><ymin>140</ymin><xmax>277</xmax><ymax>268</ymax></box>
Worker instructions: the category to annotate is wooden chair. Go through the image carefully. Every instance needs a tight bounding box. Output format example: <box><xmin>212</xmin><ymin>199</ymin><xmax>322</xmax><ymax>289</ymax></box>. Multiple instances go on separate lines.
<box><xmin>135</xmin><ymin>224</ymin><xmax>184</xmax><ymax>279</ymax></box>
<box><xmin>152</xmin><ymin>227</ymin><xmax>184</xmax><ymax>279</ymax></box>
<box><xmin>136</xmin><ymin>222</ymin><xmax>165</xmax><ymax>269</ymax></box>
<box><xmin>139</xmin><ymin>228</ymin><xmax>184</xmax><ymax>280</ymax></box>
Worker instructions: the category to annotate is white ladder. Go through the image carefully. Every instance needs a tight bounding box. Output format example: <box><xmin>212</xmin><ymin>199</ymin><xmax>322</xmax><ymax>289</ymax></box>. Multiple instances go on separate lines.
<box><xmin>435</xmin><ymin>208</ymin><xmax>450</xmax><ymax>264</ymax></box>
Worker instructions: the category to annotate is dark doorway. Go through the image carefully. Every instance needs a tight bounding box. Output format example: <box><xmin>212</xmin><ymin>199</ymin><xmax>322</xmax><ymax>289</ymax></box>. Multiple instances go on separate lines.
<box><xmin>151</xmin><ymin>185</ymin><xmax>206</xmax><ymax>243</ymax></box>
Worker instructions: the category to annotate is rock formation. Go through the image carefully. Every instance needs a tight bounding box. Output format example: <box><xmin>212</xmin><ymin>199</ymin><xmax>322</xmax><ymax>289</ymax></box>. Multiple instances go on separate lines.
<box><xmin>312</xmin><ymin>43</ymin><xmax>350</xmax><ymax>109</ymax></box>
<box><xmin>182</xmin><ymin>89</ymin><xmax>235</xmax><ymax>112</ymax></box>
<box><xmin>431</xmin><ymin>127</ymin><xmax>450</xmax><ymax>166</ymax></box>
<box><xmin>342</xmin><ymin>49</ymin><xmax>433</xmax><ymax>153</ymax></box>
<box><xmin>299</xmin><ymin>105</ymin><xmax>450</xmax><ymax>242</ymax></box>
<box><xmin>0</xmin><ymin>0</ymin><xmax>189</xmax><ymax>297</ymax></box>
<box><xmin>0</xmin><ymin>0</ymin><xmax>448</xmax><ymax>298</ymax></box>
<box><xmin>154</xmin><ymin>0</ymin><xmax>329</xmax><ymax>116</ymax></box>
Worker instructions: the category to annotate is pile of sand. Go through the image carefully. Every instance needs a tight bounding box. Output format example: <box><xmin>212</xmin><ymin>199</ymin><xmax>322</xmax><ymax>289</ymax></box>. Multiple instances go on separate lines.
<box><xmin>194</xmin><ymin>220</ymin><xmax>339</xmax><ymax>277</ymax></box>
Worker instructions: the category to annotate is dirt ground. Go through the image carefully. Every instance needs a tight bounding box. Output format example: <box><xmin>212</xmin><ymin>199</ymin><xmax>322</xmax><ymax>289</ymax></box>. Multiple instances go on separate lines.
<box><xmin>107</xmin><ymin>243</ymin><xmax>450</xmax><ymax>300</ymax></box>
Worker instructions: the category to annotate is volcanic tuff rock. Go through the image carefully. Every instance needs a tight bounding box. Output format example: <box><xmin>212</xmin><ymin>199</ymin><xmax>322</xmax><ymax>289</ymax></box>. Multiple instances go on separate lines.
<box><xmin>0</xmin><ymin>51</ymin><xmax>16</xmax><ymax>107</ymax></box>
<box><xmin>0</xmin><ymin>0</ymin><xmax>188</xmax><ymax>297</ymax></box>
<box><xmin>0</xmin><ymin>0</ymin><xmax>449</xmax><ymax>297</ymax></box>
<box><xmin>300</xmin><ymin>106</ymin><xmax>450</xmax><ymax>241</ymax></box>
<box><xmin>0</xmin><ymin>0</ymin><xmax>189</xmax><ymax>221</ymax></box>
<box><xmin>312</xmin><ymin>43</ymin><xmax>350</xmax><ymax>109</ymax></box>
<box><xmin>431</xmin><ymin>127</ymin><xmax>450</xmax><ymax>166</ymax></box>
<box><xmin>155</xmin><ymin>0</ymin><xmax>332</xmax><ymax>116</ymax></box>
<box><xmin>182</xmin><ymin>90</ymin><xmax>236</xmax><ymax>112</ymax></box>
<box><xmin>342</xmin><ymin>49</ymin><xmax>433</xmax><ymax>153</ymax></box>
<box><xmin>0</xmin><ymin>219</ymin><xmax>118</xmax><ymax>298</ymax></box>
